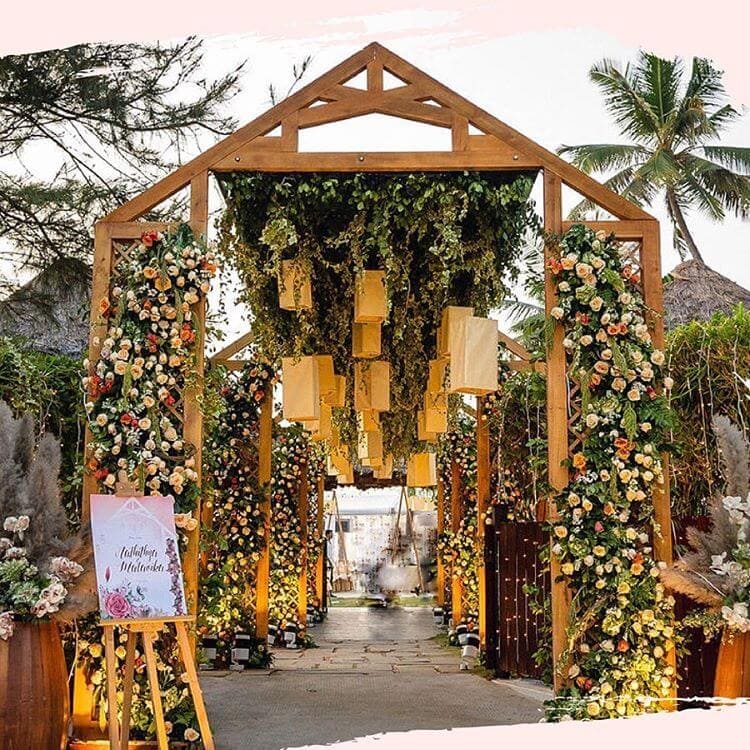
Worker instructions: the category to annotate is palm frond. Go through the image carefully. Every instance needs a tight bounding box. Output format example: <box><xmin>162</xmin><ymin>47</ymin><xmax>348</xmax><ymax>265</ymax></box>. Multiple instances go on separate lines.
<box><xmin>589</xmin><ymin>58</ymin><xmax>661</xmax><ymax>141</ymax></box>
<box><xmin>701</xmin><ymin>146</ymin><xmax>750</xmax><ymax>173</ymax></box>
<box><xmin>684</xmin><ymin>155</ymin><xmax>750</xmax><ymax>219</ymax></box>
<box><xmin>557</xmin><ymin>143</ymin><xmax>651</xmax><ymax>174</ymax></box>
<box><xmin>635</xmin><ymin>52</ymin><xmax>682</xmax><ymax>126</ymax></box>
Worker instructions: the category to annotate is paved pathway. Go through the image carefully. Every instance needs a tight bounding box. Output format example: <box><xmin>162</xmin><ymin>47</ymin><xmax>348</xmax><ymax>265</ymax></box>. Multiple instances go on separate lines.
<box><xmin>201</xmin><ymin>607</ymin><xmax>546</xmax><ymax>750</ymax></box>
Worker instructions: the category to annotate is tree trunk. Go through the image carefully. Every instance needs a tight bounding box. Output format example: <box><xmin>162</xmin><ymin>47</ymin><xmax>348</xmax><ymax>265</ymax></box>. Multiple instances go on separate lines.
<box><xmin>666</xmin><ymin>190</ymin><xmax>705</xmax><ymax>264</ymax></box>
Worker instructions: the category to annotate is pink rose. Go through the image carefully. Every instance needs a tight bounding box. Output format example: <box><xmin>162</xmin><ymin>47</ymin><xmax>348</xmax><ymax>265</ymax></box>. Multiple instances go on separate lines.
<box><xmin>104</xmin><ymin>592</ymin><xmax>132</xmax><ymax>619</ymax></box>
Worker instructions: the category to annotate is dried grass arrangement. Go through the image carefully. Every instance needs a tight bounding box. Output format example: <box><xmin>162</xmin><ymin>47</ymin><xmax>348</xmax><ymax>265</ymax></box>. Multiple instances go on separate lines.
<box><xmin>0</xmin><ymin>400</ymin><xmax>94</xmax><ymax>636</ymax></box>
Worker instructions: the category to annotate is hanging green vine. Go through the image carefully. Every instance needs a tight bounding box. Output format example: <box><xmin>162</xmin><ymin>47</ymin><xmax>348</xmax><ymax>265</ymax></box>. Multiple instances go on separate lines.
<box><xmin>217</xmin><ymin>171</ymin><xmax>538</xmax><ymax>461</ymax></box>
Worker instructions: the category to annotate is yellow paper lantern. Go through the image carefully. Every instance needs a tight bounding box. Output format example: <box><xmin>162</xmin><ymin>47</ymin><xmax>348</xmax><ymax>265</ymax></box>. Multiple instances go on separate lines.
<box><xmin>423</xmin><ymin>391</ymin><xmax>448</xmax><ymax>433</ymax></box>
<box><xmin>407</xmin><ymin>453</ymin><xmax>437</xmax><ymax>487</ymax></box>
<box><xmin>315</xmin><ymin>355</ymin><xmax>336</xmax><ymax>402</ymax></box>
<box><xmin>354</xmin><ymin>270</ymin><xmax>387</xmax><ymax>323</ymax></box>
<box><xmin>352</xmin><ymin>321</ymin><xmax>381</xmax><ymax>358</ymax></box>
<box><xmin>417</xmin><ymin>410</ymin><xmax>437</xmax><ymax>443</ymax></box>
<box><xmin>428</xmin><ymin>358</ymin><xmax>448</xmax><ymax>393</ymax></box>
<box><xmin>278</xmin><ymin>259</ymin><xmax>312</xmax><ymax>310</ymax></box>
<box><xmin>324</xmin><ymin>374</ymin><xmax>347</xmax><ymax>408</ymax></box>
<box><xmin>354</xmin><ymin>361</ymin><xmax>390</xmax><ymax>412</ymax></box>
<box><xmin>282</xmin><ymin>356</ymin><xmax>320</xmax><ymax>421</ymax></box>
<box><xmin>439</xmin><ymin>306</ymin><xmax>473</xmax><ymax>356</ymax></box>
<box><xmin>357</xmin><ymin>410</ymin><xmax>380</xmax><ymax>432</ymax></box>
<box><xmin>449</xmin><ymin>316</ymin><xmax>498</xmax><ymax>395</ymax></box>
<box><xmin>373</xmin><ymin>454</ymin><xmax>394</xmax><ymax>480</ymax></box>
<box><xmin>357</xmin><ymin>429</ymin><xmax>383</xmax><ymax>461</ymax></box>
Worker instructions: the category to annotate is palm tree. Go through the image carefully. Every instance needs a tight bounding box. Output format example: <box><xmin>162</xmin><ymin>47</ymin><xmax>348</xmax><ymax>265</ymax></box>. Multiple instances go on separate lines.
<box><xmin>559</xmin><ymin>52</ymin><xmax>750</xmax><ymax>263</ymax></box>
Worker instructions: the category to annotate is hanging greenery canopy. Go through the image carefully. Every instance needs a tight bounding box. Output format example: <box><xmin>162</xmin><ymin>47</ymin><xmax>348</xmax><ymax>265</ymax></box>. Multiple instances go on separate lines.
<box><xmin>217</xmin><ymin>171</ymin><xmax>539</xmax><ymax>460</ymax></box>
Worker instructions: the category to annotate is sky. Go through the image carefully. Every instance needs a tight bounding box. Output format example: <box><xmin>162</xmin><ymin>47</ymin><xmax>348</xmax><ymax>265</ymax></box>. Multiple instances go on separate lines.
<box><xmin>2</xmin><ymin>3</ymin><xmax>750</xmax><ymax>344</ymax></box>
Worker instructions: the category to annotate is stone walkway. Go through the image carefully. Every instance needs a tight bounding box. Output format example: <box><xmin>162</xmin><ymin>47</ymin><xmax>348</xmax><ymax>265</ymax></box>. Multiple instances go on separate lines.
<box><xmin>201</xmin><ymin>607</ymin><xmax>546</xmax><ymax>749</ymax></box>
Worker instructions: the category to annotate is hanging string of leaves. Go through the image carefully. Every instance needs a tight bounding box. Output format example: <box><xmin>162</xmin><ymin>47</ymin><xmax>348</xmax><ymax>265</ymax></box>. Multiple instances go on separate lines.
<box><xmin>217</xmin><ymin>171</ymin><xmax>539</xmax><ymax>460</ymax></box>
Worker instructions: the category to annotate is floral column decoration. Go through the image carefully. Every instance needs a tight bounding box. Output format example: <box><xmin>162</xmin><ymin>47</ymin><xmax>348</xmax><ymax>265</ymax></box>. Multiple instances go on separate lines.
<box><xmin>437</xmin><ymin>416</ymin><xmax>480</xmax><ymax>631</ymax></box>
<box><xmin>547</xmin><ymin>224</ymin><xmax>676</xmax><ymax>720</ymax></box>
<box><xmin>200</xmin><ymin>361</ymin><xmax>276</xmax><ymax>666</ymax></box>
<box><xmin>79</xmin><ymin>224</ymin><xmax>216</xmax><ymax>746</ymax></box>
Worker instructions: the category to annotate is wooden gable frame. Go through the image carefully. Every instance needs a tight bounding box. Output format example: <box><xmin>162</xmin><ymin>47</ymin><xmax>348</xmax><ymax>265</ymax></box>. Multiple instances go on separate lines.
<box><xmin>78</xmin><ymin>43</ymin><xmax>670</xmax><ymax>718</ymax></box>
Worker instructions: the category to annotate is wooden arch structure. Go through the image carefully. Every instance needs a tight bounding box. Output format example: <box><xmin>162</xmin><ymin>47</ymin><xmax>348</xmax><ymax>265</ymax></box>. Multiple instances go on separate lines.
<box><xmin>81</xmin><ymin>41</ymin><xmax>671</xmax><ymax>705</ymax></box>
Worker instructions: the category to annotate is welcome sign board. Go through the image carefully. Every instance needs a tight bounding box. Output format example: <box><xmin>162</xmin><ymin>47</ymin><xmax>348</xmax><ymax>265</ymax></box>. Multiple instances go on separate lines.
<box><xmin>90</xmin><ymin>494</ymin><xmax>187</xmax><ymax>623</ymax></box>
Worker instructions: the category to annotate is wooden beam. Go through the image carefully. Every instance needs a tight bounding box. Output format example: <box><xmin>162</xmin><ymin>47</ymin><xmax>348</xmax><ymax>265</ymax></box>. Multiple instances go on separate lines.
<box><xmin>451</xmin><ymin>114</ymin><xmax>469</xmax><ymax>151</ymax></box>
<box><xmin>209</xmin><ymin>330</ymin><xmax>254</xmax><ymax>363</ymax></box>
<box><xmin>212</xmin><ymin>148</ymin><xmax>540</xmax><ymax>173</ymax></box>
<box><xmin>281</xmin><ymin>112</ymin><xmax>299</xmax><ymax>152</ymax></box>
<box><xmin>367</xmin><ymin>57</ymin><xmax>383</xmax><ymax>92</ymax></box>
<box><xmin>106</xmin><ymin>221</ymin><xmax>174</xmax><ymax>239</ymax></box>
<box><xmin>497</xmin><ymin>330</ymin><xmax>532</xmax><ymax>361</ymax></box>
<box><xmin>561</xmin><ymin>220</ymin><xmax>648</xmax><ymax>241</ymax></box>
<box><xmin>476</xmin><ymin>396</ymin><xmax>490</xmax><ymax>648</ymax></box>
<box><xmin>543</xmin><ymin>170</ymin><xmax>572</xmax><ymax>693</ymax></box>
<box><xmin>255</xmin><ymin>396</ymin><xmax>273</xmax><ymax>638</ymax></box>
<box><xmin>183</xmin><ymin>173</ymin><xmax>209</xmax><ymax>631</ymax></box>
<box><xmin>104</xmin><ymin>43</ymin><xmax>650</xmax><ymax>224</ymax></box>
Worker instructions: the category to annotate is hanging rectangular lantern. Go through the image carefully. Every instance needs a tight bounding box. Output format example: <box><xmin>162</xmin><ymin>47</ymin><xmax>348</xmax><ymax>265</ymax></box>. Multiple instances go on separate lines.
<box><xmin>361</xmin><ymin>456</ymin><xmax>383</xmax><ymax>468</ymax></box>
<box><xmin>373</xmin><ymin>454</ymin><xmax>393</xmax><ymax>480</ymax></box>
<box><xmin>327</xmin><ymin>424</ymin><xmax>341</xmax><ymax>450</ymax></box>
<box><xmin>424</xmin><ymin>391</ymin><xmax>448</xmax><ymax>433</ymax></box>
<box><xmin>354</xmin><ymin>361</ymin><xmax>390</xmax><ymax>412</ymax></box>
<box><xmin>324</xmin><ymin>374</ymin><xmax>346</xmax><ymax>408</ymax></box>
<box><xmin>357</xmin><ymin>410</ymin><xmax>380</xmax><ymax>432</ymax></box>
<box><xmin>439</xmin><ymin>306</ymin><xmax>474</xmax><ymax>357</ymax></box>
<box><xmin>407</xmin><ymin>453</ymin><xmax>437</xmax><ymax>488</ymax></box>
<box><xmin>328</xmin><ymin>444</ymin><xmax>350</xmax><ymax>476</ymax></box>
<box><xmin>417</xmin><ymin>410</ymin><xmax>437</xmax><ymax>443</ymax></box>
<box><xmin>352</xmin><ymin>321</ymin><xmax>381</xmax><ymax>358</ymax></box>
<box><xmin>449</xmin><ymin>316</ymin><xmax>498</xmax><ymax>395</ymax></box>
<box><xmin>357</xmin><ymin>429</ymin><xmax>383</xmax><ymax>461</ymax></box>
<box><xmin>278</xmin><ymin>259</ymin><xmax>312</xmax><ymax>310</ymax></box>
<box><xmin>428</xmin><ymin>358</ymin><xmax>448</xmax><ymax>393</ymax></box>
<box><xmin>354</xmin><ymin>270</ymin><xmax>387</xmax><ymax>323</ymax></box>
<box><xmin>309</xmin><ymin>402</ymin><xmax>332</xmax><ymax>442</ymax></box>
<box><xmin>282</xmin><ymin>356</ymin><xmax>320</xmax><ymax>422</ymax></box>
<box><xmin>315</xmin><ymin>355</ymin><xmax>336</xmax><ymax>402</ymax></box>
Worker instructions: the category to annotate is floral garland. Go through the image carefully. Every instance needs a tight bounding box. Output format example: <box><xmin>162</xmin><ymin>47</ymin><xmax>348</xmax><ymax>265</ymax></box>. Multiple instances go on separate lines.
<box><xmin>83</xmin><ymin>224</ymin><xmax>217</xmax><ymax>510</ymax></box>
<box><xmin>269</xmin><ymin>428</ymin><xmax>307</xmax><ymax>632</ymax></box>
<box><xmin>546</xmin><ymin>224</ymin><xmax>676</xmax><ymax>720</ymax></box>
<box><xmin>437</xmin><ymin>418</ymin><xmax>480</xmax><ymax>629</ymax></box>
<box><xmin>200</xmin><ymin>362</ymin><xmax>276</xmax><ymax>663</ymax></box>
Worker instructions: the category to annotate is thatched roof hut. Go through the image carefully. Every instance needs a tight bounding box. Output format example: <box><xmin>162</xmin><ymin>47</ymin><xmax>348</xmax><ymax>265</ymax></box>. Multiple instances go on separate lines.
<box><xmin>664</xmin><ymin>259</ymin><xmax>750</xmax><ymax>330</ymax></box>
<box><xmin>0</xmin><ymin>259</ymin><xmax>91</xmax><ymax>356</ymax></box>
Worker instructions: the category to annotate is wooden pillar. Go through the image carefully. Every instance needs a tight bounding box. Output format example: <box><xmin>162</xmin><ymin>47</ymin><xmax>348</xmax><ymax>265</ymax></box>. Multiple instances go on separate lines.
<box><xmin>183</xmin><ymin>172</ymin><xmax>209</xmax><ymax>624</ymax></box>
<box><xmin>450</xmin><ymin>459</ymin><xmax>463</xmax><ymax>624</ymax></box>
<box><xmin>436</xmin><ymin>477</ymin><xmax>445</xmax><ymax>607</ymax></box>
<box><xmin>298</xmin><ymin>456</ymin><xmax>309</xmax><ymax>626</ymax></box>
<box><xmin>315</xmin><ymin>476</ymin><xmax>326</xmax><ymax>604</ymax></box>
<box><xmin>255</xmin><ymin>395</ymin><xmax>273</xmax><ymax>637</ymax></box>
<box><xmin>640</xmin><ymin>221</ymin><xmax>673</xmax><ymax>565</ymax></box>
<box><xmin>543</xmin><ymin>170</ymin><xmax>572</xmax><ymax>692</ymax></box>
<box><xmin>476</xmin><ymin>396</ymin><xmax>490</xmax><ymax>647</ymax></box>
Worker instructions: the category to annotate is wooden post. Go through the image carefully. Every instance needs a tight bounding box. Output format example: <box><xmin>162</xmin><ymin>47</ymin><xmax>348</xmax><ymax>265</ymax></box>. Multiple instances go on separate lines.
<box><xmin>182</xmin><ymin>173</ymin><xmax>209</xmax><ymax>627</ymax></box>
<box><xmin>315</xmin><ymin>475</ymin><xmax>326</xmax><ymax>604</ymax></box>
<box><xmin>298</xmin><ymin>455</ymin><xmax>309</xmax><ymax>626</ymax></box>
<box><xmin>640</xmin><ymin>222</ymin><xmax>673</xmax><ymax>565</ymax></box>
<box><xmin>476</xmin><ymin>396</ymin><xmax>490</xmax><ymax>647</ymax></box>
<box><xmin>255</xmin><ymin>395</ymin><xmax>273</xmax><ymax>637</ymax></box>
<box><xmin>543</xmin><ymin>170</ymin><xmax>572</xmax><ymax>692</ymax></box>
<box><xmin>450</xmin><ymin>459</ymin><xmax>463</xmax><ymax>624</ymax></box>
<box><xmin>436</xmin><ymin>477</ymin><xmax>445</xmax><ymax>607</ymax></box>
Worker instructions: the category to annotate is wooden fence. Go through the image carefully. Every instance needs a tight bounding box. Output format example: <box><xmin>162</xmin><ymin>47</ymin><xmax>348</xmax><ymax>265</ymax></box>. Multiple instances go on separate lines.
<box><xmin>484</xmin><ymin>514</ymin><xmax>722</xmax><ymax>700</ymax></box>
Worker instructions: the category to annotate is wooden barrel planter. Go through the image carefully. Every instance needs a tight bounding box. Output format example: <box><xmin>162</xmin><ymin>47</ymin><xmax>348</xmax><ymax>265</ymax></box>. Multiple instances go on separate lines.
<box><xmin>714</xmin><ymin>630</ymin><xmax>750</xmax><ymax>698</ymax></box>
<box><xmin>0</xmin><ymin>620</ymin><xmax>69</xmax><ymax>750</ymax></box>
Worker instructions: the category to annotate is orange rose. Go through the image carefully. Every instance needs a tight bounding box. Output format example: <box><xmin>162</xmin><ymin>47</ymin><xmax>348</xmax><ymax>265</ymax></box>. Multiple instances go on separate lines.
<box><xmin>572</xmin><ymin>453</ymin><xmax>587</xmax><ymax>470</ymax></box>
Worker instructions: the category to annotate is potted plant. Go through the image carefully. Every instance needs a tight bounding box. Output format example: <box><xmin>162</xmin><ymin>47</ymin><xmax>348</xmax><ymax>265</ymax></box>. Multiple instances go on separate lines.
<box><xmin>661</xmin><ymin>415</ymin><xmax>750</xmax><ymax>698</ymax></box>
<box><xmin>0</xmin><ymin>402</ymin><xmax>94</xmax><ymax>748</ymax></box>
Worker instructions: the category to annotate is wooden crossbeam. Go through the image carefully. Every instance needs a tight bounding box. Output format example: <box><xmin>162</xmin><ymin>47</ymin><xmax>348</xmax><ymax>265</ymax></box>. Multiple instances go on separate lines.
<box><xmin>209</xmin><ymin>330</ymin><xmax>254</xmax><ymax>363</ymax></box>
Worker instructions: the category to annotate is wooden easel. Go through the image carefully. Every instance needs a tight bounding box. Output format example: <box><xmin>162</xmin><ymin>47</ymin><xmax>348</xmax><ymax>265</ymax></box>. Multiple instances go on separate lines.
<box><xmin>102</xmin><ymin>481</ymin><xmax>215</xmax><ymax>750</ymax></box>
